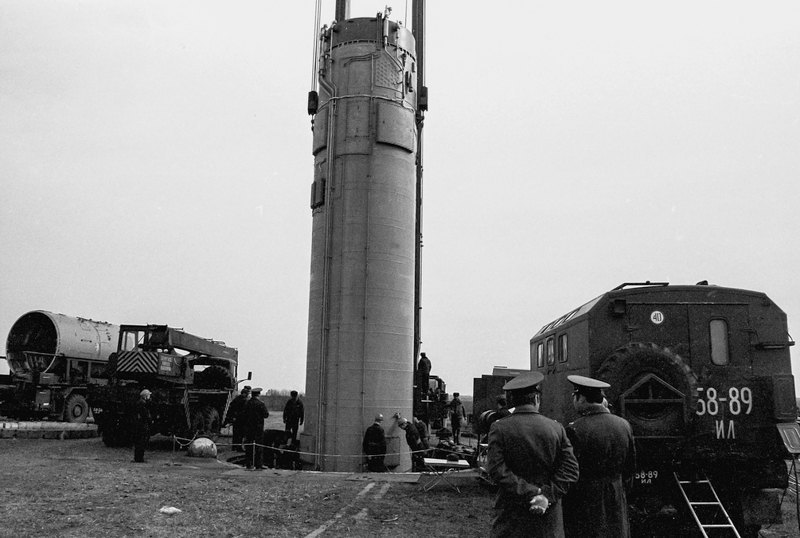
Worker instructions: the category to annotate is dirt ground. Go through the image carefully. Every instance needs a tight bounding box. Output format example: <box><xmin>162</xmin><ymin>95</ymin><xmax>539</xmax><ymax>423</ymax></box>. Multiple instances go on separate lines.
<box><xmin>1</xmin><ymin>426</ymin><xmax>799</xmax><ymax>537</ymax></box>
<box><xmin>0</xmin><ymin>435</ymin><xmax>495</xmax><ymax>537</ymax></box>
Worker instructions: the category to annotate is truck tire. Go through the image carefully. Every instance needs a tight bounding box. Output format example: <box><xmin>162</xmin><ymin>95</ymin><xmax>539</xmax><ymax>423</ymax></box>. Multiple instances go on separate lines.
<box><xmin>596</xmin><ymin>342</ymin><xmax>698</xmax><ymax>436</ymax></box>
<box><xmin>190</xmin><ymin>405</ymin><xmax>221</xmax><ymax>438</ymax></box>
<box><xmin>193</xmin><ymin>365</ymin><xmax>235</xmax><ymax>389</ymax></box>
<box><xmin>64</xmin><ymin>394</ymin><xmax>89</xmax><ymax>423</ymax></box>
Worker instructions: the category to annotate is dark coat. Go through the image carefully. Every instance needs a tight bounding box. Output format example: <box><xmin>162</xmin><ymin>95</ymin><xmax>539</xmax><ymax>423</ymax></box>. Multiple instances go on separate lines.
<box><xmin>135</xmin><ymin>398</ymin><xmax>151</xmax><ymax>430</ymax></box>
<box><xmin>417</xmin><ymin>355</ymin><xmax>431</xmax><ymax>375</ymax></box>
<box><xmin>564</xmin><ymin>404</ymin><xmax>636</xmax><ymax>538</ymax></box>
<box><xmin>402</xmin><ymin>421</ymin><xmax>424</xmax><ymax>452</ymax></box>
<box><xmin>283</xmin><ymin>397</ymin><xmax>304</xmax><ymax>424</ymax></box>
<box><xmin>242</xmin><ymin>396</ymin><xmax>269</xmax><ymax>439</ymax></box>
<box><xmin>362</xmin><ymin>422</ymin><xmax>387</xmax><ymax>456</ymax></box>
<box><xmin>487</xmin><ymin>404</ymin><xmax>580</xmax><ymax>538</ymax></box>
<box><xmin>225</xmin><ymin>393</ymin><xmax>248</xmax><ymax>425</ymax></box>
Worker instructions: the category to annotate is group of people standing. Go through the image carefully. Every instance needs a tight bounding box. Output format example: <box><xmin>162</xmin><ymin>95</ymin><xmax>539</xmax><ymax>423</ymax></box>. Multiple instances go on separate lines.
<box><xmin>362</xmin><ymin>413</ymin><xmax>432</xmax><ymax>472</ymax></box>
<box><xmin>224</xmin><ymin>386</ymin><xmax>304</xmax><ymax>470</ymax></box>
<box><xmin>487</xmin><ymin>371</ymin><xmax>636</xmax><ymax>538</ymax></box>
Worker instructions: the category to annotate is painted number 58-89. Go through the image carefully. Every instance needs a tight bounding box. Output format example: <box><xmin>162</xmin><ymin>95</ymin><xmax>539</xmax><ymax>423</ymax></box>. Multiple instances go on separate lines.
<box><xmin>696</xmin><ymin>387</ymin><xmax>753</xmax><ymax>416</ymax></box>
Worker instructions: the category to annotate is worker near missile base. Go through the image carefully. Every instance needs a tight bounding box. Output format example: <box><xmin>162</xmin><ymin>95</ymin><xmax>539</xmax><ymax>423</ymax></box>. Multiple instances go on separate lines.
<box><xmin>225</xmin><ymin>385</ymin><xmax>250</xmax><ymax>452</ymax></box>
<box><xmin>398</xmin><ymin>416</ymin><xmax>426</xmax><ymax>472</ymax></box>
<box><xmin>487</xmin><ymin>371</ymin><xmax>579</xmax><ymax>538</ymax></box>
<box><xmin>133</xmin><ymin>389</ymin><xmax>152</xmax><ymax>463</ymax></box>
<box><xmin>283</xmin><ymin>390</ymin><xmax>304</xmax><ymax>446</ymax></box>
<box><xmin>416</xmin><ymin>352</ymin><xmax>431</xmax><ymax>399</ymax></box>
<box><xmin>413</xmin><ymin>416</ymin><xmax>430</xmax><ymax>454</ymax></box>
<box><xmin>242</xmin><ymin>387</ymin><xmax>269</xmax><ymax>470</ymax></box>
<box><xmin>362</xmin><ymin>414</ymin><xmax>388</xmax><ymax>472</ymax></box>
<box><xmin>449</xmin><ymin>392</ymin><xmax>466</xmax><ymax>444</ymax></box>
<box><xmin>563</xmin><ymin>375</ymin><xmax>636</xmax><ymax>538</ymax></box>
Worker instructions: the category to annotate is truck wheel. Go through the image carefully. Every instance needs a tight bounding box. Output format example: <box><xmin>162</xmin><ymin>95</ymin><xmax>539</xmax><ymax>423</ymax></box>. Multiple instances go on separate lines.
<box><xmin>65</xmin><ymin>394</ymin><xmax>89</xmax><ymax>423</ymax></box>
<box><xmin>597</xmin><ymin>342</ymin><xmax>698</xmax><ymax>436</ymax></box>
<box><xmin>190</xmin><ymin>405</ymin><xmax>221</xmax><ymax>439</ymax></box>
<box><xmin>193</xmin><ymin>365</ymin><xmax>235</xmax><ymax>389</ymax></box>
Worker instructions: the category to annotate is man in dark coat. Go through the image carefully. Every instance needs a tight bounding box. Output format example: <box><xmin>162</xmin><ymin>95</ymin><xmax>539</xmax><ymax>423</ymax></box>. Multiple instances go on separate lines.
<box><xmin>488</xmin><ymin>372</ymin><xmax>579</xmax><ymax>538</ymax></box>
<box><xmin>563</xmin><ymin>375</ymin><xmax>636</xmax><ymax>538</ymax></box>
<box><xmin>282</xmin><ymin>390</ymin><xmax>304</xmax><ymax>445</ymax></box>
<box><xmin>362</xmin><ymin>414</ymin><xmax>387</xmax><ymax>472</ymax></box>
<box><xmin>133</xmin><ymin>389</ymin><xmax>152</xmax><ymax>463</ymax></box>
<box><xmin>416</xmin><ymin>352</ymin><xmax>432</xmax><ymax>399</ymax></box>
<box><xmin>398</xmin><ymin>417</ymin><xmax>426</xmax><ymax>471</ymax></box>
<box><xmin>242</xmin><ymin>387</ymin><xmax>269</xmax><ymax>470</ymax></box>
<box><xmin>225</xmin><ymin>386</ymin><xmax>250</xmax><ymax>452</ymax></box>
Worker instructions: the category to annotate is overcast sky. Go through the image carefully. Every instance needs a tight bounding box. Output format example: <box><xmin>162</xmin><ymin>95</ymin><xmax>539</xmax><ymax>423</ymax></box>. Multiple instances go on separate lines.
<box><xmin>1</xmin><ymin>1</ymin><xmax>799</xmax><ymax>397</ymax></box>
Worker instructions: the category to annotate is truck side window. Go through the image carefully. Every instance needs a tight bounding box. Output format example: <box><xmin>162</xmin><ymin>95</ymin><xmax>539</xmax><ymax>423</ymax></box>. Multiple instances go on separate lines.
<box><xmin>537</xmin><ymin>342</ymin><xmax>544</xmax><ymax>368</ymax></box>
<box><xmin>710</xmin><ymin>319</ymin><xmax>729</xmax><ymax>365</ymax></box>
<box><xmin>558</xmin><ymin>334</ymin><xmax>568</xmax><ymax>363</ymax></box>
<box><xmin>90</xmin><ymin>361</ymin><xmax>107</xmax><ymax>379</ymax></box>
<box><xmin>546</xmin><ymin>337</ymin><xmax>555</xmax><ymax>365</ymax></box>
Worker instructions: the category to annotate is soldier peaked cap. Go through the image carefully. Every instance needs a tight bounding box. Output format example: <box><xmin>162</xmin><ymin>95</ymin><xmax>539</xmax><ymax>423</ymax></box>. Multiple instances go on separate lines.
<box><xmin>567</xmin><ymin>375</ymin><xmax>610</xmax><ymax>390</ymax></box>
<box><xmin>251</xmin><ymin>387</ymin><xmax>263</xmax><ymax>394</ymax></box>
<box><xmin>502</xmin><ymin>371</ymin><xmax>544</xmax><ymax>392</ymax></box>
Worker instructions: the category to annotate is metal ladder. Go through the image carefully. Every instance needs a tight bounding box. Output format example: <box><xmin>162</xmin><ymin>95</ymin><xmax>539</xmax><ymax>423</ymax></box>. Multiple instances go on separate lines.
<box><xmin>674</xmin><ymin>472</ymin><xmax>741</xmax><ymax>537</ymax></box>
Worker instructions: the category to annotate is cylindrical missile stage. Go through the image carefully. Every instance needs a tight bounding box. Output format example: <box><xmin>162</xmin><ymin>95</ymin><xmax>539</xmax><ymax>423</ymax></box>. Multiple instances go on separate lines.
<box><xmin>302</xmin><ymin>12</ymin><xmax>419</xmax><ymax>472</ymax></box>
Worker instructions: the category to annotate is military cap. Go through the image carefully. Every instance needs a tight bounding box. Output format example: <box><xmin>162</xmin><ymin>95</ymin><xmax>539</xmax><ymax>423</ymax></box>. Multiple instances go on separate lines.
<box><xmin>251</xmin><ymin>387</ymin><xmax>263</xmax><ymax>394</ymax></box>
<box><xmin>568</xmin><ymin>375</ymin><xmax>609</xmax><ymax>398</ymax></box>
<box><xmin>374</xmin><ymin>414</ymin><xmax>384</xmax><ymax>422</ymax></box>
<box><xmin>567</xmin><ymin>375</ymin><xmax>609</xmax><ymax>390</ymax></box>
<box><xmin>397</xmin><ymin>417</ymin><xmax>409</xmax><ymax>427</ymax></box>
<box><xmin>140</xmin><ymin>389</ymin><xmax>152</xmax><ymax>397</ymax></box>
<box><xmin>502</xmin><ymin>371</ymin><xmax>544</xmax><ymax>392</ymax></box>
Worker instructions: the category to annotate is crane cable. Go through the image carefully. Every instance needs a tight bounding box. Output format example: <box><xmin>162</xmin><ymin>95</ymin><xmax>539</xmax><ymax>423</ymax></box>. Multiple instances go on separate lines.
<box><xmin>310</xmin><ymin>0</ymin><xmax>322</xmax><ymax>91</ymax></box>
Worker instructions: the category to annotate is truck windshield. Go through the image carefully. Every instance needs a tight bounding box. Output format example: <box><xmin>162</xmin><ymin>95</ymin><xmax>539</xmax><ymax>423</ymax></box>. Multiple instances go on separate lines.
<box><xmin>120</xmin><ymin>330</ymin><xmax>148</xmax><ymax>351</ymax></box>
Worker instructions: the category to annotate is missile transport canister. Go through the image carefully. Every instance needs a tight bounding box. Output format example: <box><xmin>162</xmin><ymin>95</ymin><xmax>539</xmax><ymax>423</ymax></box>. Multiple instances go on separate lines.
<box><xmin>303</xmin><ymin>10</ymin><xmax>421</xmax><ymax>471</ymax></box>
<box><xmin>2</xmin><ymin>310</ymin><xmax>120</xmax><ymax>421</ymax></box>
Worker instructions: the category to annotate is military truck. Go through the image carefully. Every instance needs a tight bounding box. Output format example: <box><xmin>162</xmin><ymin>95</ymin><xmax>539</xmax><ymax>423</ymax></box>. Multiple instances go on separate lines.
<box><xmin>88</xmin><ymin>324</ymin><xmax>242</xmax><ymax>446</ymax></box>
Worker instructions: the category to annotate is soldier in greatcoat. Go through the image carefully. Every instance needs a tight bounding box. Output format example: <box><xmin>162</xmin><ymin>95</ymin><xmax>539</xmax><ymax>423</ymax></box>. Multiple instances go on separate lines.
<box><xmin>242</xmin><ymin>387</ymin><xmax>269</xmax><ymax>470</ymax></box>
<box><xmin>487</xmin><ymin>372</ymin><xmax>579</xmax><ymax>538</ymax></box>
<box><xmin>563</xmin><ymin>375</ymin><xmax>636</xmax><ymax>538</ymax></box>
<box><xmin>225</xmin><ymin>386</ymin><xmax>250</xmax><ymax>452</ymax></box>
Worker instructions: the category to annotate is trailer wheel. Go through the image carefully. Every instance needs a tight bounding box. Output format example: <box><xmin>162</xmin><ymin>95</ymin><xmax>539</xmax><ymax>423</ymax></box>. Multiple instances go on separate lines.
<box><xmin>65</xmin><ymin>394</ymin><xmax>89</xmax><ymax>423</ymax></box>
<box><xmin>597</xmin><ymin>342</ymin><xmax>697</xmax><ymax>437</ymax></box>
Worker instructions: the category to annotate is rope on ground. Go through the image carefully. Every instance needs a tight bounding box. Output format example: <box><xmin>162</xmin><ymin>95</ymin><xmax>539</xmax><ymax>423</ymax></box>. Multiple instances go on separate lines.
<box><xmin>171</xmin><ymin>435</ymin><xmax>476</xmax><ymax>466</ymax></box>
